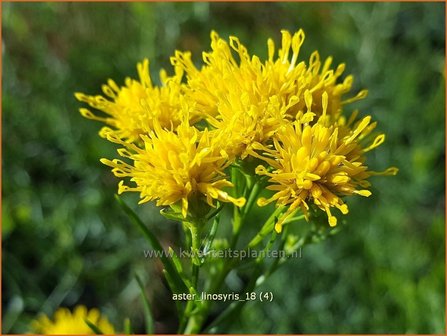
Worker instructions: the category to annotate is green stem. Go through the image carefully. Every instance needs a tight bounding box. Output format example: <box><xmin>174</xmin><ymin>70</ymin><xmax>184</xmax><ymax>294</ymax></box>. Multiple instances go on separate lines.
<box><xmin>183</xmin><ymin>312</ymin><xmax>206</xmax><ymax>334</ymax></box>
<box><xmin>182</xmin><ymin>207</ymin><xmax>242</xmax><ymax>333</ymax></box>
<box><xmin>178</xmin><ymin>297</ymin><xmax>197</xmax><ymax>334</ymax></box>
<box><xmin>192</xmin><ymin>264</ymin><xmax>199</xmax><ymax>289</ymax></box>
<box><xmin>178</xmin><ymin>221</ymin><xmax>203</xmax><ymax>334</ymax></box>
<box><xmin>242</xmin><ymin>179</ymin><xmax>263</xmax><ymax>216</ymax></box>
<box><xmin>231</xmin><ymin>177</ymin><xmax>264</xmax><ymax>249</ymax></box>
<box><xmin>182</xmin><ymin>171</ymin><xmax>263</xmax><ymax>334</ymax></box>
<box><xmin>229</xmin><ymin>167</ymin><xmax>245</xmax><ymax>248</ymax></box>
<box><xmin>185</xmin><ymin>264</ymin><xmax>231</xmax><ymax>334</ymax></box>
<box><xmin>188</xmin><ymin>223</ymin><xmax>201</xmax><ymax>266</ymax></box>
<box><xmin>188</xmin><ymin>204</ymin><xmax>276</xmax><ymax>333</ymax></box>
<box><xmin>230</xmin><ymin>206</ymin><xmax>243</xmax><ymax>248</ymax></box>
<box><xmin>248</xmin><ymin>206</ymin><xmax>285</xmax><ymax>248</ymax></box>
<box><xmin>184</xmin><ymin>268</ymin><xmax>246</xmax><ymax>334</ymax></box>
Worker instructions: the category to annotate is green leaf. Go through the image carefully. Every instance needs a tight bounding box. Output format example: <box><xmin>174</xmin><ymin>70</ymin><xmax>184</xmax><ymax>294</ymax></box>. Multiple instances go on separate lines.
<box><xmin>115</xmin><ymin>195</ymin><xmax>188</xmax><ymax>294</ymax></box>
<box><xmin>203</xmin><ymin>217</ymin><xmax>219</xmax><ymax>255</ymax></box>
<box><xmin>162</xmin><ymin>269</ymin><xmax>184</xmax><ymax>318</ymax></box>
<box><xmin>135</xmin><ymin>274</ymin><xmax>154</xmax><ymax>334</ymax></box>
<box><xmin>85</xmin><ymin>319</ymin><xmax>104</xmax><ymax>334</ymax></box>
<box><xmin>231</xmin><ymin>165</ymin><xmax>246</xmax><ymax>197</ymax></box>
<box><xmin>168</xmin><ymin>247</ymin><xmax>184</xmax><ymax>274</ymax></box>
<box><xmin>248</xmin><ymin>206</ymin><xmax>285</xmax><ymax>248</ymax></box>
<box><xmin>168</xmin><ymin>247</ymin><xmax>194</xmax><ymax>288</ymax></box>
<box><xmin>256</xmin><ymin>229</ymin><xmax>278</xmax><ymax>264</ymax></box>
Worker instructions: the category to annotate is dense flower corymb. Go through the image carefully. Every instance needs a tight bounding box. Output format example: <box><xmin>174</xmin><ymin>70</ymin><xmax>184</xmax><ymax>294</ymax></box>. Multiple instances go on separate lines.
<box><xmin>31</xmin><ymin>305</ymin><xmax>115</xmax><ymax>334</ymax></box>
<box><xmin>76</xmin><ymin>28</ymin><xmax>396</xmax><ymax>229</ymax></box>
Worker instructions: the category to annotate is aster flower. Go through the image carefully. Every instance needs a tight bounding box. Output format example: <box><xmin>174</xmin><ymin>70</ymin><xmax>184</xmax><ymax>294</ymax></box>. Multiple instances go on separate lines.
<box><xmin>31</xmin><ymin>305</ymin><xmax>115</xmax><ymax>334</ymax></box>
<box><xmin>75</xmin><ymin>59</ymin><xmax>198</xmax><ymax>144</ymax></box>
<box><xmin>250</xmin><ymin>102</ymin><xmax>398</xmax><ymax>233</ymax></box>
<box><xmin>100</xmin><ymin>116</ymin><xmax>245</xmax><ymax>218</ymax></box>
<box><xmin>171</xmin><ymin>30</ymin><xmax>366</xmax><ymax>159</ymax></box>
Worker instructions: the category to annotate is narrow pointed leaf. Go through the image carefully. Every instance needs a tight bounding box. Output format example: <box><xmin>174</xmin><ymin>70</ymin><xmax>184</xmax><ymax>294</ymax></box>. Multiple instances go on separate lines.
<box><xmin>203</xmin><ymin>217</ymin><xmax>219</xmax><ymax>255</ymax></box>
<box><xmin>115</xmin><ymin>195</ymin><xmax>188</xmax><ymax>294</ymax></box>
<box><xmin>162</xmin><ymin>269</ymin><xmax>183</xmax><ymax>319</ymax></box>
<box><xmin>135</xmin><ymin>274</ymin><xmax>154</xmax><ymax>334</ymax></box>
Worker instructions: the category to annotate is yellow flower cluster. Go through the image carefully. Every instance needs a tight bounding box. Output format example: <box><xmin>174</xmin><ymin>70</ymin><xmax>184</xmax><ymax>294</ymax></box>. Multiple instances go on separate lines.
<box><xmin>31</xmin><ymin>305</ymin><xmax>115</xmax><ymax>334</ymax></box>
<box><xmin>76</xmin><ymin>29</ymin><xmax>396</xmax><ymax>228</ymax></box>
<box><xmin>171</xmin><ymin>30</ymin><xmax>366</xmax><ymax>159</ymax></box>
<box><xmin>75</xmin><ymin>59</ymin><xmax>199</xmax><ymax>143</ymax></box>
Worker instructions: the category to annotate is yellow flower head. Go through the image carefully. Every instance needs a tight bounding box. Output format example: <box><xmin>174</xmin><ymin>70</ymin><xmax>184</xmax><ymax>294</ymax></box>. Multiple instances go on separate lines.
<box><xmin>75</xmin><ymin>29</ymin><xmax>397</xmax><ymax>231</ymax></box>
<box><xmin>171</xmin><ymin>29</ymin><xmax>366</xmax><ymax>159</ymax></box>
<box><xmin>31</xmin><ymin>305</ymin><xmax>115</xmax><ymax>334</ymax></box>
<box><xmin>75</xmin><ymin>59</ymin><xmax>198</xmax><ymax>144</ymax></box>
<box><xmin>251</xmin><ymin>109</ymin><xmax>398</xmax><ymax>233</ymax></box>
<box><xmin>100</xmin><ymin>117</ymin><xmax>246</xmax><ymax>218</ymax></box>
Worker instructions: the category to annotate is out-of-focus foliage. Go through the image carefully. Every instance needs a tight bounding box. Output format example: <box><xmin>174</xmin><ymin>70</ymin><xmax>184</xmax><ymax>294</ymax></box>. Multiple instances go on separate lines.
<box><xmin>2</xmin><ymin>2</ymin><xmax>444</xmax><ymax>334</ymax></box>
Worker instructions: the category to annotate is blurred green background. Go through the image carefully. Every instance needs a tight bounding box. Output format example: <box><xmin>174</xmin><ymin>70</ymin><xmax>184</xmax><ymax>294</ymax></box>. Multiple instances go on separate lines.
<box><xmin>2</xmin><ymin>2</ymin><xmax>445</xmax><ymax>334</ymax></box>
